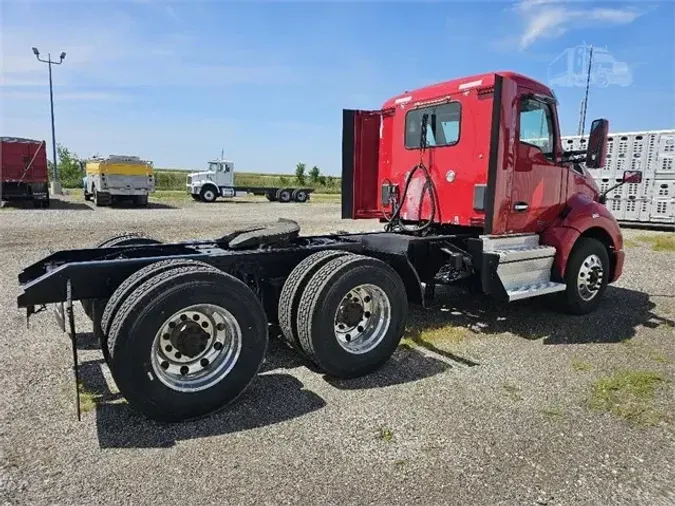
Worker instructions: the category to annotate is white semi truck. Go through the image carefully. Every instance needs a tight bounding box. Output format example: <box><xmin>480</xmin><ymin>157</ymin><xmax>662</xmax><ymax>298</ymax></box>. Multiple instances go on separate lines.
<box><xmin>186</xmin><ymin>159</ymin><xmax>315</xmax><ymax>203</ymax></box>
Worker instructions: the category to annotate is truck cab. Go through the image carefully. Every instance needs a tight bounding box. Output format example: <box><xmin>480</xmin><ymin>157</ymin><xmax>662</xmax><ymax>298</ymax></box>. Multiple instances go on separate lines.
<box><xmin>186</xmin><ymin>159</ymin><xmax>235</xmax><ymax>202</ymax></box>
<box><xmin>343</xmin><ymin>71</ymin><xmax>639</xmax><ymax>311</ymax></box>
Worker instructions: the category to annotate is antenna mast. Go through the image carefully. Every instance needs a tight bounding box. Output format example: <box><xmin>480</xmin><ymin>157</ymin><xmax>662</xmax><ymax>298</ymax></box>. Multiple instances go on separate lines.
<box><xmin>578</xmin><ymin>45</ymin><xmax>593</xmax><ymax>137</ymax></box>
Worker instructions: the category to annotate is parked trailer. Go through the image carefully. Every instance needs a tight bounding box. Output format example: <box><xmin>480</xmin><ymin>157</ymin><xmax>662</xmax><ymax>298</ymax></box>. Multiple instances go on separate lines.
<box><xmin>18</xmin><ymin>71</ymin><xmax>639</xmax><ymax>423</ymax></box>
<box><xmin>0</xmin><ymin>137</ymin><xmax>50</xmax><ymax>208</ymax></box>
<box><xmin>561</xmin><ymin>129</ymin><xmax>675</xmax><ymax>228</ymax></box>
<box><xmin>186</xmin><ymin>159</ymin><xmax>315</xmax><ymax>203</ymax></box>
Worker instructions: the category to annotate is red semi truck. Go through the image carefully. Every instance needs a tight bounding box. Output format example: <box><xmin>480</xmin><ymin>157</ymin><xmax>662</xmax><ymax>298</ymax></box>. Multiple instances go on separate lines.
<box><xmin>1</xmin><ymin>137</ymin><xmax>50</xmax><ymax>208</ymax></box>
<box><xmin>17</xmin><ymin>71</ymin><xmax>641</xmax><ymax>422</ymax></box>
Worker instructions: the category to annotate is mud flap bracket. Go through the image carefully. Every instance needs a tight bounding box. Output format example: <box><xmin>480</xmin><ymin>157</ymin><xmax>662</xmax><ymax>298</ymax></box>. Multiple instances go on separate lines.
<box><xmin>56</xmin><ymin>280</ymin><xmax>81</xmax><ymax>420</ymax></box>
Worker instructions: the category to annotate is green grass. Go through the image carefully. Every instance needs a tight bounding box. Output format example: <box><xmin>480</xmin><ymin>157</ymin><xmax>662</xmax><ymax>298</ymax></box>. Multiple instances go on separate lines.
<box><xmin>571</xmin><ymin>359</ymin><xmax>593</xmax><ymax>372</ymax></box>
<box><xmin>78</xmin><ymin>383</ymin><xmax>102</xmax><ymax>413</ymax></box>
<box><xmin>540</xmin><ymin>406</ymin><xmax>564</xmax><ymax>418</ymax></box>
<box><xmin>590</xmin><ymin>370</ymin><xmax>666</xmax><ymax>426</ymax></box>
<box><xmin>400</xmin><ymin>324</ymin><xmax>467</xmax><ymax>349</ymax></box>
<box><xmin>501</xmin><ymin>383</ymin><xmax>524</xmax><ymax>401</ymax></box>
<box><xmin>60</xmin><ymin>168</ymin><xmax>343</xmax><ymax>193</ymax></box>
<box><xmin>378</xmin><ymin>426</ymin><xmax>394</xmax><ymax>442</ymax></box>
<box><xmin>63</xmin><ymin>188</ymin><xmax>340</xmax><ymax>205</ymax></box>
<box><xmin>633</xmin><ymin>234</ymin><xmax>675</xmax><ymax>252</ymax></box>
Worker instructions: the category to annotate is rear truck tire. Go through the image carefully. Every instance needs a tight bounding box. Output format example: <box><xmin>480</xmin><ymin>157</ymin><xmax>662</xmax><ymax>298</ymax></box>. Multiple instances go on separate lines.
<box><xmin>561</xmin><ymin>237</ymin><xmax>610</xmax><ymax>315</ymax></box>
<box><xmin>265</xmin><ymin>191</ymin><xmax>277</xmax><ymax>202</ymax></box>
<box><xmin>106</xmin><ymin>264</ymin><xmax>268</xmax><ymax>422</ymax></box>
<box><xmin>277</xmin><ymin>188</ymin><xmax>292</xmax><ymax>203</ymax></box>
<box><xmin>292</xmin><ymin>189</ymin><xmax>309</xmax><ymax>203</ymax></box>
<box><xmin>80</xmin><ymin>233</ymin><xmax>161</xmax><ymax>321</ymax></box>
<box><xmin>93</xmin><ymin>190</ymin><xmax>111</xmax><ymax>207</ymax></box>
<box><xmin>100</xmin><ymin>259</ymin><xmax>222</xmax><ymax>349</ymax></box>
<box><xmin>133</xmin><ymin>195</ymin><xmax>148</xmax><ymax>207</ymax></box>
<box><xmin>296</xmin><ymin>254</ymin><xmax>408</xmax><ymax>378</ymax></box>
<box><xmin>228</xmin><ymin>219</ymin><xmax>300</xmax><ymax>249</ymax></box>
<box><xmin>278</xmin><ymin>250</ymin><xmax>352</xmax><ymax>353</ymax></box>
<box><xmin>200</xmin><ymin>186</ymin><xmax>218</xmax><ymax>203</ymax></box>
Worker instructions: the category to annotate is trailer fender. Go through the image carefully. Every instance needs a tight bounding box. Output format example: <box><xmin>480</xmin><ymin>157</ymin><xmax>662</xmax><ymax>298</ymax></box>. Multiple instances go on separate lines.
<box><xmin>542</xmin><ymin>193</ymin><xmax>624</xmax><ymax>282</ymax></box>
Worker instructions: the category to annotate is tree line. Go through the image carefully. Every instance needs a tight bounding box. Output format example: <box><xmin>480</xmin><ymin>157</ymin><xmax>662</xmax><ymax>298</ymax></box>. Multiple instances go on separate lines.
<box><xmin>47</xmin><ymin>144</ymin><xmax>341</xmax><ymax>192</ymax></box>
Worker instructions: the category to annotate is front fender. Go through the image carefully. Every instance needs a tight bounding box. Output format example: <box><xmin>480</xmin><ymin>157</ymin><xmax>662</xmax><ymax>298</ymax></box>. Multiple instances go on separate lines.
<box><xmin>541</xmin><ymin>193</ymin><xmax>624</xmax><ymax>281</ymax></box>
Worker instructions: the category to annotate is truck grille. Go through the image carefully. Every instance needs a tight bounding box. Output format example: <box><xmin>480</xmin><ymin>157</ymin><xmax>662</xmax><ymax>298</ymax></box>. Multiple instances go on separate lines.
<box><xmin>187</xmin><ymin>176</ymin><xmax>192</xmax><ymax>184</ymax></box>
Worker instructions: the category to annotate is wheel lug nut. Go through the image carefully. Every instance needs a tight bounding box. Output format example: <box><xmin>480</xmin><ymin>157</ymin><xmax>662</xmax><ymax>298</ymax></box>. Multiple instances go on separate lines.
<box><xmin>168</xmin><ymin>321</ymin><xmax>176</xmax><ymax>329</ymax></box>
<box><xmin>165</xmin><ymin>345</ymin><xmax>173</xmax><ymax>352</ymax></box>
<box><xmin>180</xmin><ymin>366</ymin><xmax>189</xmax><ymax>375</ymax></box>
<box><xmin>364</xmin><ymin>296</ymin><xmax>371</xmax><ymax>303</ymax></box>
<box><xmin>160</xmin><ymin>361</ymin><xmax>169</xmax><ymax>370</ymax></box>
<box><xmin>193</xmin><ymin>314</ymin><xmax>200</xmax><ymax>321</ymax></box>
<box><xmin>216</xmin><ymin>323</ymin><xmax>225</xmax><ymax>331</ymax></box>
<box><xmin>180</xmin><ymin>314</ymin><xmax>187</xmax><ymax>321</ymax></box>
<box><xmin>345</xmin><ymin>334</ymin><xmax>351</xmax><ymax>342</ymax></box>
<box><xmin>163</xmin><ymin>333</ymin><xmax>170</xmax><ymax>340</ymax></box>
<box><xmin>200</xmin><ymin>358</ymin><xmax>210</xmax><ymax>367</ymax></box>
<box><xmin>175</xmin><ymin>352</ymin><xmax>182</xmax><ymax>359</ymax></box>
<box><xmin>214</xmin><ymin>342</ymin><xmax>223</xmax><ymax>351</ymax></box>
<box><xmin>364</xmin><ymin>311</ymin><xmax>371</xmax><ymax>318</ymax></box>
<box><xmin>357</xmin><ymin>326</ymin><xmax>364</xmax><ymax>332</ymax></box>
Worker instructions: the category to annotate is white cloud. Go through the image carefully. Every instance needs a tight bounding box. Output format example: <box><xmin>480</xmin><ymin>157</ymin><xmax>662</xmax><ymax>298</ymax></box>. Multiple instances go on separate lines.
<box><xmin>0</xmin><ymin>17</ymin><xmax>300</xmax><ymax>92</ymax></box>
<box><xmin>515</xmin><ymin>0</ymin><xmax>644</xmax><ymax>49</ymax></box>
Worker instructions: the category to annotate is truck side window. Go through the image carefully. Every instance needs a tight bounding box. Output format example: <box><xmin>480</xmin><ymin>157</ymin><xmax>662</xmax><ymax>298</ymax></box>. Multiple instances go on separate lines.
<box><xmin>519</xmin><ymin>98</ymin><xmax>555</xmax><ymax>159</ymax></box>
<box><xmin>404</xmin><ymin>102</ymin><xmax>461</xmax><ymax>149</ymax></box>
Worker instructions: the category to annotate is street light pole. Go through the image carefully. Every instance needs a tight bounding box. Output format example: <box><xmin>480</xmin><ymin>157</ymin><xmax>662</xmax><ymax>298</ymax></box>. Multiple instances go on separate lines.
<box><xmin>32</xmin><ymin>47</ymin><xmax>66</xmax><ymax>192</ymax></box>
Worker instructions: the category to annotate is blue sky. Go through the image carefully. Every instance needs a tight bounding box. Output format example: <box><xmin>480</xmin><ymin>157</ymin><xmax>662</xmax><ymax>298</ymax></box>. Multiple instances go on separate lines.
<box><xmin>1</xmin><ymin>0</ymin><xmax>673</xmax><ymax>174</ymax></box>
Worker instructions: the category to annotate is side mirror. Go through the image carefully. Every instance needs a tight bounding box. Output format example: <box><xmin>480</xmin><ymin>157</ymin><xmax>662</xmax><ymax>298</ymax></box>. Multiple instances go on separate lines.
<box><xmin>585</xmin><ymin>118</ymin><xmax>609</xmax><ymax>169</ymax></box>
<box><xmin>623</xmin><ymin>170</ymin><xmax>642</xmax><ymax>183</ymax></box>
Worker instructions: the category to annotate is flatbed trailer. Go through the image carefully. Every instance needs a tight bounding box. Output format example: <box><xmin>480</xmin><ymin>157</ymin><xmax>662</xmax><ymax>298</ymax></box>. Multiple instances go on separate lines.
<box><xmin>186</xmin><ymin>159</ymin><xmax>315</xmax><ymax>203</ymax></box>
<box><xmin>18</xmin><ymin>70</ymin><xmax>637</xmax><ymax>423</ymax></box>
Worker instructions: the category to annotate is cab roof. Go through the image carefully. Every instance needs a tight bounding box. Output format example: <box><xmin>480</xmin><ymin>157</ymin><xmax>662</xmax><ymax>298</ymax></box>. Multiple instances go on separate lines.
<box><xmin>381</xmin><ymin>71</ymin><xmax>554</xmax><ymax>109</ymax></box>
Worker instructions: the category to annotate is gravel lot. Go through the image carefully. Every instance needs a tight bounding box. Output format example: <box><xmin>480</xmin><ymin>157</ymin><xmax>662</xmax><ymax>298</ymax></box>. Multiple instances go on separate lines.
<box><xmin>1</xmin><ymin>195</ymin><xmax>674</xmax><ymax>506</ymax></box>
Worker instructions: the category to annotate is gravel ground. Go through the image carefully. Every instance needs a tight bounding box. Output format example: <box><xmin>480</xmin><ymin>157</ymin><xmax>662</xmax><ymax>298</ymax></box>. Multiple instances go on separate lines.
<box><xmin>1</xmin><ymin>195</ymin><xmax>674</xmax><ymax>506</ymax></box>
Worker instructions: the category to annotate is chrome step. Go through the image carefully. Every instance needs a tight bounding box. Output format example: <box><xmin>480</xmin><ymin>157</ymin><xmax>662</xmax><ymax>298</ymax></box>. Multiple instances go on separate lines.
<box><xmin>481</xmin><ymin>233</ymin><xmax>540</xmax><ymax>251</ymax></box>
<box><xmin>480</xmin><ymin>234</ymin><xmax>567</xmax><ymax>302</ymax></box>
<box><xmin>507</xmin><ymin>281</ymin><xmax>566</xmax><ymax>301</ymax></box>
<box><xmin>494</xmin><ymin>245</ymin><xmax>557</xmax><ymax>263</ymax></box>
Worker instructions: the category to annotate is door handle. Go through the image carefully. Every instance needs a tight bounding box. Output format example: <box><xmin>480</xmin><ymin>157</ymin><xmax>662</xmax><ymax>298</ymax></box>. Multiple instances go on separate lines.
<box><xmin>513</xmin><ymin>202</ymin><xmax>529</xmax><ymax>212</ymax></box>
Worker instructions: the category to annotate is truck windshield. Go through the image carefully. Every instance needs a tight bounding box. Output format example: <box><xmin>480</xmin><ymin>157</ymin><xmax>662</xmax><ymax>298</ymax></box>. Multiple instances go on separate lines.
<box><xmin>404</xmin><ymin>102</ymin><xmax>461</xmax><ymax>149</ymax></box>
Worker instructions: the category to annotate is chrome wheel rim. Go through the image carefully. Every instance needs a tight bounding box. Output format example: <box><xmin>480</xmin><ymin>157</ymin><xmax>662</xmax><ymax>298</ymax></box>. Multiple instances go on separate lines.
<box><xmin>203</xmin><ymin>190</ymin><xmax>215</xmax><ymax>201</ymax></box>
<box><xmin>333</xmin><ymin>284</ymin><xmax>391</xmax><ymax>354</ymax></box>
<box><xmin>150</xmin><ymin>304</ymin><xmax>242</xmax><ymax>392</ymax></box>
<box><xmin>577</xmin><ymin>254</ymin><xmax>604</xmax><ymax>301</ymax></box>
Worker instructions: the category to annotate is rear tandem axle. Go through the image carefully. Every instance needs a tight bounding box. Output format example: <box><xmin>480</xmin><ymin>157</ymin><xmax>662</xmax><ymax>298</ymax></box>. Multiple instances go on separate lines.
<box><xmin>17</xmin><ymin>220</ymin><xmax>609</xmax><ymax>422</ymax></box>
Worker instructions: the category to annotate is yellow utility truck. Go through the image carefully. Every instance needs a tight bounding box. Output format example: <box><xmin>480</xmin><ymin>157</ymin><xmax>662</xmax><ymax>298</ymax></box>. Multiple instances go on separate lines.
<box><xmin>82</xmin><ymin>155</ymin><xmax>155</xmax><ymax>207</ymax></box>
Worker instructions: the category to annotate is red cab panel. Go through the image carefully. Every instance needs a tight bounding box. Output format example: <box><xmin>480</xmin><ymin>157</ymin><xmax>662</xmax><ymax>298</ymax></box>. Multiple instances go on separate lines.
<box><xmin>341</xmin><ymin>109</ymin><xmax>383</xmax><ymax>219</ymax></box>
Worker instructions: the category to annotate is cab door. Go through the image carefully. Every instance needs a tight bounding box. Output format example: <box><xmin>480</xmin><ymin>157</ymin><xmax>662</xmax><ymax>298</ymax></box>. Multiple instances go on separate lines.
<box><xmin>342</xmin><ymin>109</ymin><xmax>388</xmax><ymax>219</ymax></box>
<box><xmin>507</xmin><ymin>95</ymin><xmax>565</xmax><ymax>233</ymax></box>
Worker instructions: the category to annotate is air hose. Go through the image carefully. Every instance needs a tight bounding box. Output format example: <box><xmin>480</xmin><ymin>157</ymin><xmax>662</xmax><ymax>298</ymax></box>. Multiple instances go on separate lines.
<box><xmin>384</xmin><ymin>113</ymin><xmax>439</xmax><ymax>234</ymax></box>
